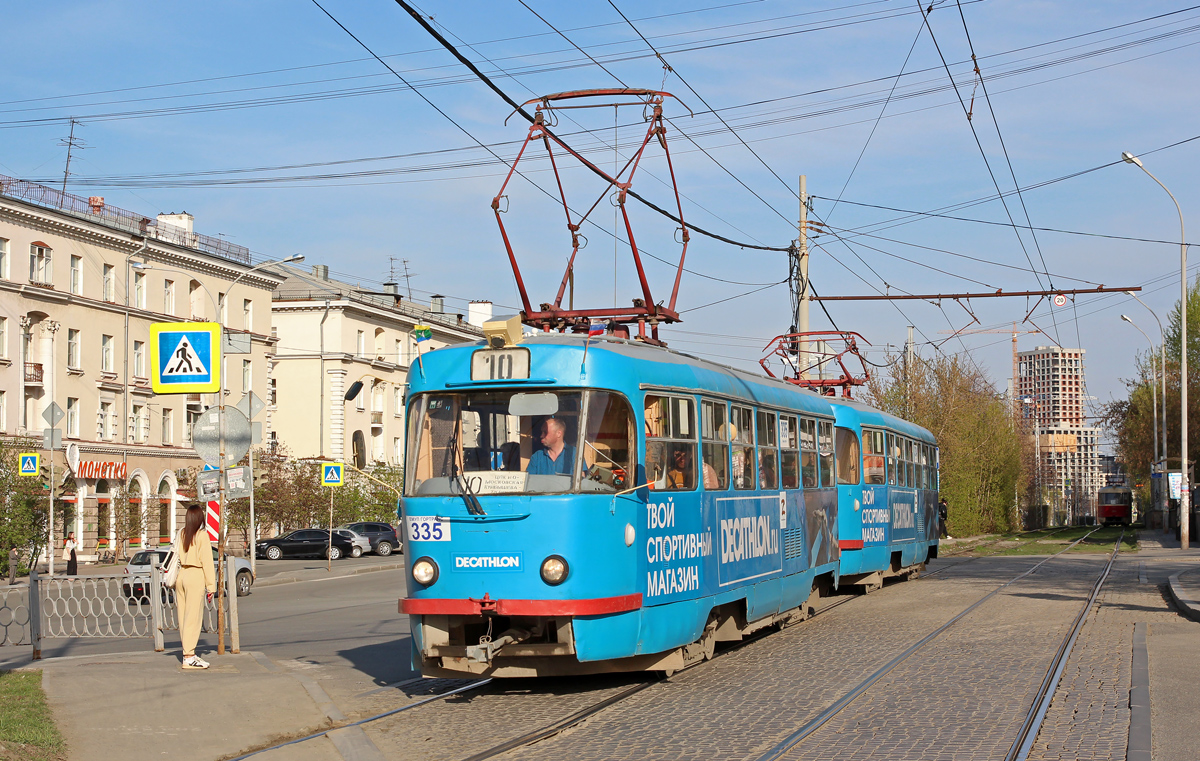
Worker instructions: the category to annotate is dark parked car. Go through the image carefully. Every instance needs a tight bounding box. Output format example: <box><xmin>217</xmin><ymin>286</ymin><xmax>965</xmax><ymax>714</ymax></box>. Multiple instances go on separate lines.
<box><xmin>337</xmin><ymin>522</ymin><xmax>400</xmax><ymax>556</ymax></box>
<box><xmin>256</xmin><ymin>530</ymin><xmax>354</xmax><ymax>561</ymax></box>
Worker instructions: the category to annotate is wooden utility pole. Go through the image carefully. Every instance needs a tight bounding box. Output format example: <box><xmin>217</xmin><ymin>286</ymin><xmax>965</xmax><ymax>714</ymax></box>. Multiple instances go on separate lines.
<box><xmin>796</xmin><ymin>175</ymin><xmax>810</xmax><ymax>379</ymax></box>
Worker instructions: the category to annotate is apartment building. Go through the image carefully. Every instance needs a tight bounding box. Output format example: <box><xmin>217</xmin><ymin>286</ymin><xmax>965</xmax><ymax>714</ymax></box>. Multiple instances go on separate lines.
<box><xmin>1016</xmin><ymin>345</ymin><xmax>1100</xmax><ymax>521</ymax></box>
<box><xmin>0</xmin><ymin>175</ymin><xmax>280</xmax><ymax>559</ymax></box>
<box><xmin>269</xmin><ymin>264</ymin><xmax>485</xmax><ymax>467</ymax></box>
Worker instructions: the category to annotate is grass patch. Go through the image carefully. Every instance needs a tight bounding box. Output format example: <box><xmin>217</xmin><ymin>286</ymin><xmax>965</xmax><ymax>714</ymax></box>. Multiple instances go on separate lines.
<box><xmin>988</xmin><ymin>525</ymin><xmax>1138</xmax><ymax>556</ymax></box>
<box><xmin>0</xmin><ymin>671</ymin><xmax>66</xmax><ymax>761</ymax></box>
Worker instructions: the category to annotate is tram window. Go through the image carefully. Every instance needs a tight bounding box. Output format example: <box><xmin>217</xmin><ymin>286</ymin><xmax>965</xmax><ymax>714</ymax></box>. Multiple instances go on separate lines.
<box><xmin>818</xmin><ymin>420</ymin><xmax>835</xmax><ymax>488</ymax></box>
<box><xmin>406</xmin><ymin>390</ymin><xmax>583</xmax><ymax>496</ymax></box>
<box><xmin>932</xmin><ymin>448</ymin><xmax>940</xmax><ymax>491</ymax></box>
<box><xmin>580</xmin><ymin>391</ymin><xmax>635</xmax><ymax>493</ymax></box>
<box><xmin>863</xmin><ymin>430</ymin><xmax>886</xmax><ymax>485</ymax></box>
<box><xmin>799</xmin><ymin>418</ymin><xmax>817</xmax><ymax>488</ymax></box>
<box><xmin>921</xmin><ymin>445</ymin><xmax>930</xmax><ymax>489</ymax></box>
<box><xmin>701</xmin><ymin>400</ymin><xmax>728</xmax><ymax>490</ymax></box>
<box><xmin>780</xmin><ymin>414</ymin><xmax>799</xmax><ymax>489</ymax></box>
<box><xmin>722</xmin><ymin>405</ymin><xmax>755</xmax><ymax>490</ymax></box>
<box><xmin>757</xmin><ymin>411</ymin><xmax>778</xmax><ymax>489</ymax></box>
<box><xmin>906</xmin><ymin>440</ymin><xmax>916</xmax><ymax>488</ymax></box>
<box><xmin>886</xmin><ymin>432</ymin><xmax>897</xmax><ymax>486</ymax></box>
<box><xmin>834</xmin><ymin>427</ymin><xmax>860</xmax><ymax>485</ymax></box>
<box><xmin>645</xmin><ymin>395</ymin><xmax>697</xmax><ymax>491</ymax></box>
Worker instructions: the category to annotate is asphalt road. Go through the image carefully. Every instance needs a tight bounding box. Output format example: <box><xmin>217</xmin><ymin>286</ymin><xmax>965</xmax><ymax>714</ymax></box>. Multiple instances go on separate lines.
<box><xmin>0</xmin><ymin>557</ymin><xmax>417</xmax><ymax>686</ymax></box>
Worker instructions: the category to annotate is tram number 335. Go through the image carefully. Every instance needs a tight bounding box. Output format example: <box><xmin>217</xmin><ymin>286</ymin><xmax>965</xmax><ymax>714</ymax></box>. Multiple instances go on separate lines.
<box><xmin>408</xmin><ymin>516</ymin><xmax>451</xmax><ymax>542</ymax></box>
<box><xmin>471</xmin><ymin>348</ymin><xmax>530</xmax><ymax>381</ymax></box>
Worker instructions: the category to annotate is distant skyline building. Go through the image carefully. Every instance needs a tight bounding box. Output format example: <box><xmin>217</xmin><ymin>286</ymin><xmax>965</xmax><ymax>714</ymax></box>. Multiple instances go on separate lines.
<box><xmin>1017</xmin><ymin>345</ymin><xmax>1100</xmax><ymax>522</ymax></box>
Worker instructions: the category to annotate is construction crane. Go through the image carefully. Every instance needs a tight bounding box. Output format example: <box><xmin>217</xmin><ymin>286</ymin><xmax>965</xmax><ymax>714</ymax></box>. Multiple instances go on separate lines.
<box><xmin>937</xmin><ymin>322</ymin><xmax>1045</xmax><ymax>409</ymax></box>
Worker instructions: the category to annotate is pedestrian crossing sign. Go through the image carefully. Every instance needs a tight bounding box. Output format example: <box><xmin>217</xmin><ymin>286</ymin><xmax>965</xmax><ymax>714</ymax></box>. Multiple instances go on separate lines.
<box><xmin>322</xmin><ymin>463</ymin><xmax>344</xmax><ymax>487</ymax></box>
<box><xmin>19</xmin><ymin>453</ymin><xmax>39</xmax><ymax>477</ymax></box>
<box><xmin>150</xmin><ymin>322</ymin><xmax>222</xmax><ymax>393</ymax></box>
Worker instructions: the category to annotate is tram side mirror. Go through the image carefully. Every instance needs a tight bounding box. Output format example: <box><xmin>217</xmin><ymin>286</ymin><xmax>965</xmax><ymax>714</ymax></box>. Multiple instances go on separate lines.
<box><xmin>509</xmin><ymin>392</ymin><xmax>558</xmax><ymax>417</ymax></box>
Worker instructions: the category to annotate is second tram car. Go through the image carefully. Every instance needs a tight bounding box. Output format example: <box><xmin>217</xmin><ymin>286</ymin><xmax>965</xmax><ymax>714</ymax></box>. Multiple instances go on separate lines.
<box><xmin>399</xmin><ymin>332</ymin><xmax>938</xmax><ymax>677</ymax></box>
<box><xmin>1096</xmin><ymin>485</ymin><xmax>1133</xmax><ymax>525</ymax></box>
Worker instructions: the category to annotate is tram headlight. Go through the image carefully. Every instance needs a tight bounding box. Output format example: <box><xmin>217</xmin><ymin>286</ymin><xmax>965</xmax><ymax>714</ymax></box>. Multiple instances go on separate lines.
<box><xmin>411</xmin><ymin>557</ymin><xmax>438</xmax><ymax>586</ymax></box>
<box><xmin>540</xmin><ymin>555</ymin><xmax>569</xmax><ymax>586</ymax></box>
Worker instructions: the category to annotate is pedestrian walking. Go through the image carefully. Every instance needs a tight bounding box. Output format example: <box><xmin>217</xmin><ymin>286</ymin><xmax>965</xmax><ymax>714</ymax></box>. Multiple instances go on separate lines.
<box><xmin>176</xmin><ymin>505</ymin><xmax>216</xmax><ymax>670</ymax></box>
<box><xmin>938</xmin><ymin>498</ymin><xmax>949</xmax><ymax>539</ymax></box>
<box><xmin>7</xmin><ymin>546</ymin><xmax>19</xmax><ymax>585</ymax></box>
<box><xmin>63</xmin><ymin>532</ymin><xmax>78</xmax><ymax>576</ymax></box>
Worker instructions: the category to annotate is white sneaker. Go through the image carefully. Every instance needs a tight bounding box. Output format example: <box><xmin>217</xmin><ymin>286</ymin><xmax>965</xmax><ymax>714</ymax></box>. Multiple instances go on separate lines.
<box><xmin>182</xmin><ymin>655</ymin><xmax>210</xmax><ymax>670</ymax></box>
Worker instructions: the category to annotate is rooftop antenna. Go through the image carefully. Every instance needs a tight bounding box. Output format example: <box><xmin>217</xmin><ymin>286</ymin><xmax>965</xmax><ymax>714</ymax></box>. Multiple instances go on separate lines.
<box><xmin>401</xmin><ymin>259</ymin><xmax>415</xmax><ymax>300</ymax></box>
<box><xmin>388</xmin><ymin>256</ymin><xmax>399</xmax><ymax>283</ymax></box>
<box><xmin>58</xmin><ymin>118</ymin><xmax>87</xmax><ymax>203</ymax></box>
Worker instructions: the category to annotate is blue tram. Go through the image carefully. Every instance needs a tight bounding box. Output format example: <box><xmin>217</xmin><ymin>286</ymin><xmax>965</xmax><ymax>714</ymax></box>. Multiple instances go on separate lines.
<box><xmin>399</xmin><ymin>331</ymin><xmax>939</xmax><ymax>677</ymax></box>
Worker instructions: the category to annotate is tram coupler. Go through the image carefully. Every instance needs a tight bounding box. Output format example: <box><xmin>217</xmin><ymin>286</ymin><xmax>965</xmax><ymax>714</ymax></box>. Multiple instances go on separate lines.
<box><xmin>466</xmin><ymin>623</ymin><xmax>543</xmax><ymax>663</ymax></box>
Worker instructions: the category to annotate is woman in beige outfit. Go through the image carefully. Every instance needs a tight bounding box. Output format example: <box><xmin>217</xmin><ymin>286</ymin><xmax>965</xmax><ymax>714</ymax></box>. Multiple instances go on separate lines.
<box><xmin>176</xmin><ymin>505</ymin><xmax>216</xmax><ymax>670</ymax></box>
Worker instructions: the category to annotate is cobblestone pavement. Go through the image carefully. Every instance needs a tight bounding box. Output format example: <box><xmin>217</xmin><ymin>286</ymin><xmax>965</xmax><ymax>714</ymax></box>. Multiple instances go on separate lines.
<box><xmin>347</xmin><ymin>543</ymin><xmax>1195</xmax><ymax>761</ymax></box>
<box><xmin>356</xmin><ymin>555</ymin><xmax>1058</xmax><ymax>761</ymax></box>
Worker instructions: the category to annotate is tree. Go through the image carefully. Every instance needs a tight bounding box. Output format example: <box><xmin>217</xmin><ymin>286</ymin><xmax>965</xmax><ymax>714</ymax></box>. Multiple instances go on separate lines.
<box><xmin>863</xmin><ymin>351</ymin><xmax>1026</xmax><ymax>535</ymax></box>
<box><xmin>0</xmin><ymin>437</ymin><xmax>49</xmax><ymax>576</ymax></box>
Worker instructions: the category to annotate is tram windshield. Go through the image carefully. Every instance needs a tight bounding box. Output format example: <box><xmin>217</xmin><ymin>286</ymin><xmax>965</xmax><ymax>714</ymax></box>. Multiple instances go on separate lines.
<box><xmin>406</xmin><ymin>389</ymin><xmax>635</xmax><ymax>496</ymax></box>
<box><xmin>1098</xmin><ymin>491</ymin><xmax>1131</xmax><ymax>506</ymax></box>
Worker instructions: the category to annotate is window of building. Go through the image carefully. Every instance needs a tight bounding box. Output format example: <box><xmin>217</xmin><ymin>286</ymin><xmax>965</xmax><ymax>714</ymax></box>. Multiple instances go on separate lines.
<box><xmin>161</xmin><ymin>408</ymin><xmax>173</xmax><ymax>445</ymax></box>
<box><xmin>0</xmin><ymin>237</ymin><xmax>8</xmax><ymax>279</ymax></box>
<box><xmin>395</xmin><ymin>339</ymin><xmax>403</xmax><ymax>365</ymax></box>
<box><xmin>102</xmin><ymin>263</ymin><xmax>114</xmax><ymax>301</ymax></box>
<box><xmin>394</xmin><ymin>386</ymin><xmax>403</xmax><ymax>417</ymax></box>
<box><xmin>243</xmin><ymin>299</ymin><xmax>252</xmax><ymax>331</ymax></box>
<box><xmin>70</xmin><ymin>255</ymin><xmax>82</xmax><ymax>295</ymax></box>
<box><xmin>101</xmin><ymin>334</ymin><xmax>113</xmax><ymax>372</ymax></box>
<box><xmin>242</xmin><ymin>359</ymin><xmax>251</xmax><ymax>393</ymax></box>
<box><xmin>133</xmin><ymin>340</ymin><xmax>145</xmax><ymax>377</ymax></box>
<box><xmin>393</xmin><ymin>437</ymin><xmax>402</xmax><ymax>464</ymax></box>
<box><xmin>133</xmin><ymin>404</ymin><xmax>148</xmax><ymax>443</ymax></box>
<box><xmin>189</xmin><ymin>280</ymin><xmax>204</xmax><ymax>319</ymax></box>
<box><xmin>644</xmin><ymin>394</ymin><xmax>697</xmax><ymax>491</ymax></box>
<box><xmin>0</xmin><ymin>317</ymin><xmax>7</xmax><ymax>359</ymax></box>
<box><xmin>67</xmin><ymin>329</ymin><xmax>80</xmax><ymax>368</ymax></box>
<box><xmin>268</xmin><ymin>377</ymin><xmax>277</xmax><ymax>406</ymax></box>
<box><xmin>66</xmin><ymin>397</ymin><xmax>79</xmax><ymax>437</ymax></box>
<box><xmin>356</xmin><ymin>383</ymin><xmax>365</xmax><ymax>410</ymax></box>
<box><xmin>98</xmin><ymin>401</ymin><xmax>113</xmax><ymax>439</ymax></box>
<box><xmin>163</xmin><ymin>280</ymin><xmax>175</xmax><ymax>315</ymax></box>
<box><xmin>700</xmin><ymin>399</ymin><xmax>729</xmax><ymax>490</ymax></box>
<box><xmin>780</xmin><ymin>414</ymin><xmax>799</xmax><ymax>489</ymax></box>
<box><xmin>357</xmin><ymin>330</ymin><xmax>366</xmax><ymax>358</ymax></box>
<box><xmin>0</xmin><ymin>391</ymin><xmax>6</xmax><ymax>430</ymax></box>
<box><xmin>29</xmin><ymin>244</ymin><xmax>52</xmax><ymax>284</ymax></box>
<box><xmin>757</xmin><ymin>410</ymin><xmax>778</xmax><ymax>489</ymax></box>
<box><xmin>134</xmin><ymin>271</ymin><xmax>146</xmax><ymax>308</ymax></box>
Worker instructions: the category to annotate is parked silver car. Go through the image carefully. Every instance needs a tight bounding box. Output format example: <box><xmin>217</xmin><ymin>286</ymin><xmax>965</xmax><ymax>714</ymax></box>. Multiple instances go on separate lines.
<box><xmin>333</xmin><ymin>529</ymin><xmax>371</xmax><ymax>558</ymax></box>
<box><xmin>124</xmin><ymin>547</ymin><xmax>253</xmax><ymax>598</ymax></box>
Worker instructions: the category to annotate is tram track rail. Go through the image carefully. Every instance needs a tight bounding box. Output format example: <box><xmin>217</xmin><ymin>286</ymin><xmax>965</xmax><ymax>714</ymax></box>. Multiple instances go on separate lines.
<box><xmin>753</xmin><ymin>527</ymin><xmax>1119</xmax><ymax>761</ymax></box>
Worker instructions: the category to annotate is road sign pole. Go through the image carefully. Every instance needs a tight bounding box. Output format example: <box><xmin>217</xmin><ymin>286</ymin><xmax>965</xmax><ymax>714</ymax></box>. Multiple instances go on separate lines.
<box><xmin>216</xmin><ymin>322</ymin><xmax>227</xmax><ymax>656</ymax></box>
<box><xmin>248</xmin><ymin>446</ymin><xmax>256</xmax><ymax>579</ymax></box>
<box><xmin>47</xmin><ymin>435</ymin><xmax>54</xmax><ymax>576</ymax></box>
<box><xmin>328</xmin><ymin>487</ymin><xmax>334</xmax><ymax>573</ymax></box>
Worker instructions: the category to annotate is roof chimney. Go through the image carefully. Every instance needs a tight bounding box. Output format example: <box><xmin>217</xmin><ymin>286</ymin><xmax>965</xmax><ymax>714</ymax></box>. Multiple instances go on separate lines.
<box><xmin>312</xmin><ymin>264</ymin><xmax>329</xmax><ymax>280</ymax></box>
<box><xmin>156</xmin><ymin>212</ymin><xmax>194</xmax><ymax>234</ymax></box>
<box><xmin>467</xmin><ymin>300</ymin><xmax>493</xmax><ymax>328</ymax></box>
<box><xmin>430</xmin><ymin>294</ymin><xmax>444</xmax><ymax>314</ymax></box>
<box><xmin>383</xmin><ymin>282</ymin><xmax>399</xmax><ymax>295</ymax></box>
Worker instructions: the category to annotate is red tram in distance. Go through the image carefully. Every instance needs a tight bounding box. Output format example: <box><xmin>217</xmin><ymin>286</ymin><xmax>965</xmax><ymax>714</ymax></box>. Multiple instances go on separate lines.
<box><xmin>1096</xmin><ymin>486</ymin><xmax>1133</xmax><ymax>526</ymax></box>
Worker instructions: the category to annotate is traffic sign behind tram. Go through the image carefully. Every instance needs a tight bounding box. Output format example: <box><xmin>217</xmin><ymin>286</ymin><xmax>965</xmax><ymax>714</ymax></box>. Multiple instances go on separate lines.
<box><xmin>150</xmin><ymin>322</ymin><xmax>222</xmax><ymax>394</ymax></box>
<box><xmin>322</xmin><ymin>463</ymin><xmax>344</xmax><ymax>487</ymax></box>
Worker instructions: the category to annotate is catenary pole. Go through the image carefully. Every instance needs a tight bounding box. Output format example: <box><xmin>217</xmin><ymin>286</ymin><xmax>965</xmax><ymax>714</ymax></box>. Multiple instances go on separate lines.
<box><xmin>1126</xmin><ymin>290</ymin><xmax>1169</xmax><ymax>526</ymax></box>
<box><xmin>797</xmin><ymin>175</ymin><xmax>809</xmax><ymax>379</ymax></box>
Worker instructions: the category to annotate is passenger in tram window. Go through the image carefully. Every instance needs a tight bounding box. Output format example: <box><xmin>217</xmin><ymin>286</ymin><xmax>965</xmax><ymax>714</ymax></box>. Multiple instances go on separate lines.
<box><xmin>759</xmin><ymin>451</ymin><xmax>778</xmax><ymax>489</ymax></box>
<box><xmin>701</xmin><ymin>400</ymin><xmax>728</xmax><ymax>489</ymax></box>
<box><xmin>666</xmin><ymin>444</ymin><xmax>697</xmax><ymax>490</ymax></box>
<box><xmin>863</xmin><ymin>430</ymin><xmax>886</xmax><ymax>485</ymax></box>
<box><xmin>780</xmin><ymin>451</ymin><xmax>799</xmax><ymax>489</ymax></box>
<box><xmin>526</xmin><ymin>417</ymin><xmax>575</xmax><ymax>476</ymax></box>
<box><xmin>818</xmin><ymin>421</ymin><xmax>835</xmax><ymax>488</ymax></box>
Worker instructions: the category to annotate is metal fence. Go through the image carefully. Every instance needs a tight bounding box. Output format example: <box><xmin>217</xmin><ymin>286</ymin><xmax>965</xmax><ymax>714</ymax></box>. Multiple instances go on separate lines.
<box><xmin>0</xmin><ymin>560</ymin><xmax>241</xmax><ymax>659</ymax></box>
<box><xmin>0</xmin><ymin>174</ymin><xmax>251</xmax><ymax>265</ymax></box>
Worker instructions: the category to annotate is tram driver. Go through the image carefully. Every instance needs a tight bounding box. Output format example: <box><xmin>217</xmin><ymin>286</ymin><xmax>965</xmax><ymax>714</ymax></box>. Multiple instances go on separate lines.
<box><xmin>527</xmin><ymin>417</ymin><xmax>576</xmax><ymax>476</ymax></box>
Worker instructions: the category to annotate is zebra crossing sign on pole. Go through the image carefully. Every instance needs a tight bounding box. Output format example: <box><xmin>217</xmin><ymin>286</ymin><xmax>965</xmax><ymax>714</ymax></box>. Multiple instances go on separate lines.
<box><xmin>150</xmin><ymin>322</ymin><xmax>222</xmax><ymax>394</ymax></box>
<box><xmin>322</xmin><ymin>463</ymin><xmax>344</xmax><ymax>487</ymax></box>
<box><xmin>19</xmin><ymin>453</ymin><xmax>39</xmax><ymax>476</ymax></box>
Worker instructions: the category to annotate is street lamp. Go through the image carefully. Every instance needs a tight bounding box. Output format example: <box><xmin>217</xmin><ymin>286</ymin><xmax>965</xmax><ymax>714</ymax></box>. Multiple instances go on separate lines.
<box><xmin>1125</xmin><ymin>291</ymin><xmax>1167</xmax><ymax>473</ymax></box>
<box><xmin>1121</xmin><ymin>314</ymin><xmax>1160</xmax><ymax>466</ymax></box>
<box><xmin>1123</xmin><ymin>151</ymin><xmax>1190</xmax><ymax>547</ymax></box>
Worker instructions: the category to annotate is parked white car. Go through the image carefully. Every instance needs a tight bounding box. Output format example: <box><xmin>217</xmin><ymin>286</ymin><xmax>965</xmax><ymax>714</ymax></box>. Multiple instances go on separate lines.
<box><xmin>123</xmin><ymin>547</ymin><xmax>253</xmax><ymax>598</ymax></box>
<box><xmin>333</xmin><ymin>529</ymin><xmax>371</xmax><ymax>558</ymax></box>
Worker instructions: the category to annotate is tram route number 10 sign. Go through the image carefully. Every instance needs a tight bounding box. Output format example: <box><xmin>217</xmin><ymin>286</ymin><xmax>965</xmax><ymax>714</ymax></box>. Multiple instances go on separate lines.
<box><xmin>471</xmin><ymin>348</ymin><xmax>530</xmax><ymax>381</ymax></box>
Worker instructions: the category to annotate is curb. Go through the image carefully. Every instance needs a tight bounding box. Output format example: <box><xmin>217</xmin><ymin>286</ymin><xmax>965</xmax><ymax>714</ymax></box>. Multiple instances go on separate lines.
<box><xmin>253</xmin><ymin>559</ymin><xmax>406</xmax><ymax>589</ymax></box>
<box><xmin>1168</xmin><ymin>570</ymin><xmax>1200</xmax><ymax>622</ymax></box>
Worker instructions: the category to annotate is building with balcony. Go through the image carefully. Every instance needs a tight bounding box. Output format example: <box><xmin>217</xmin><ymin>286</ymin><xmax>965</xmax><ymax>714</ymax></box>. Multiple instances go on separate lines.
<box><xmin>268</xmin><ymin>264</ymin><xmax>486</xmax><ymax>468</ymax></box>
<box><xmin>1016</xmin><ymin>345</ymin><xmax>1101</xmax><ymax>521</ymax></box>
<box><xmin>0</xmin><ymin>175</ymin><xmax>280</xmax><ymax>560</ymax></box>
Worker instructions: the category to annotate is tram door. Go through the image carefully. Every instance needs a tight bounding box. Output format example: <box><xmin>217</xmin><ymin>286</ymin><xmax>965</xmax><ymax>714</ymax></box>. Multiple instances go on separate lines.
<box><xmin>834</xmin><ymin>427</ymin><xmax>862</xmax><ymax>546</ymax></box>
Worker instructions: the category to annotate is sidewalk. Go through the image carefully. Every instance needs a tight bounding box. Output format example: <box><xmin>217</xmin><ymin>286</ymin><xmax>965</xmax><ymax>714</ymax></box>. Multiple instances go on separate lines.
<box><xmin>7</xmin><ymin>556</ymin><xmax>406</xmax><ymax>588</ymax></box>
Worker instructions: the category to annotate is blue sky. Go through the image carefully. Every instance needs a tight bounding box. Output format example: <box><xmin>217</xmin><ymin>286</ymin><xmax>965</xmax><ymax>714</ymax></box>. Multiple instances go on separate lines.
<box><xmin>6</xmin><ymin>0</ymin><xmax>1200</xmax><ymax>446</ymax></box>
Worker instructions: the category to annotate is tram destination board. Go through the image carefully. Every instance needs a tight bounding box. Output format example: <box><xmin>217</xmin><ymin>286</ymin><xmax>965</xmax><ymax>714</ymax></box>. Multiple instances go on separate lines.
<box><xmin>471</xmin><ymin>347</ymin><xmax>530</xmax><ymax>381</ymax></box>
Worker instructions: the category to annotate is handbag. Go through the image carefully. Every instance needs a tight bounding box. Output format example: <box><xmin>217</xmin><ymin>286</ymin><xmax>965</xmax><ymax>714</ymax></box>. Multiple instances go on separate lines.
<box><xmin>163</xmin><ymin>534</ymin><xmax>182</xmax><ymax>589</ymax></box>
